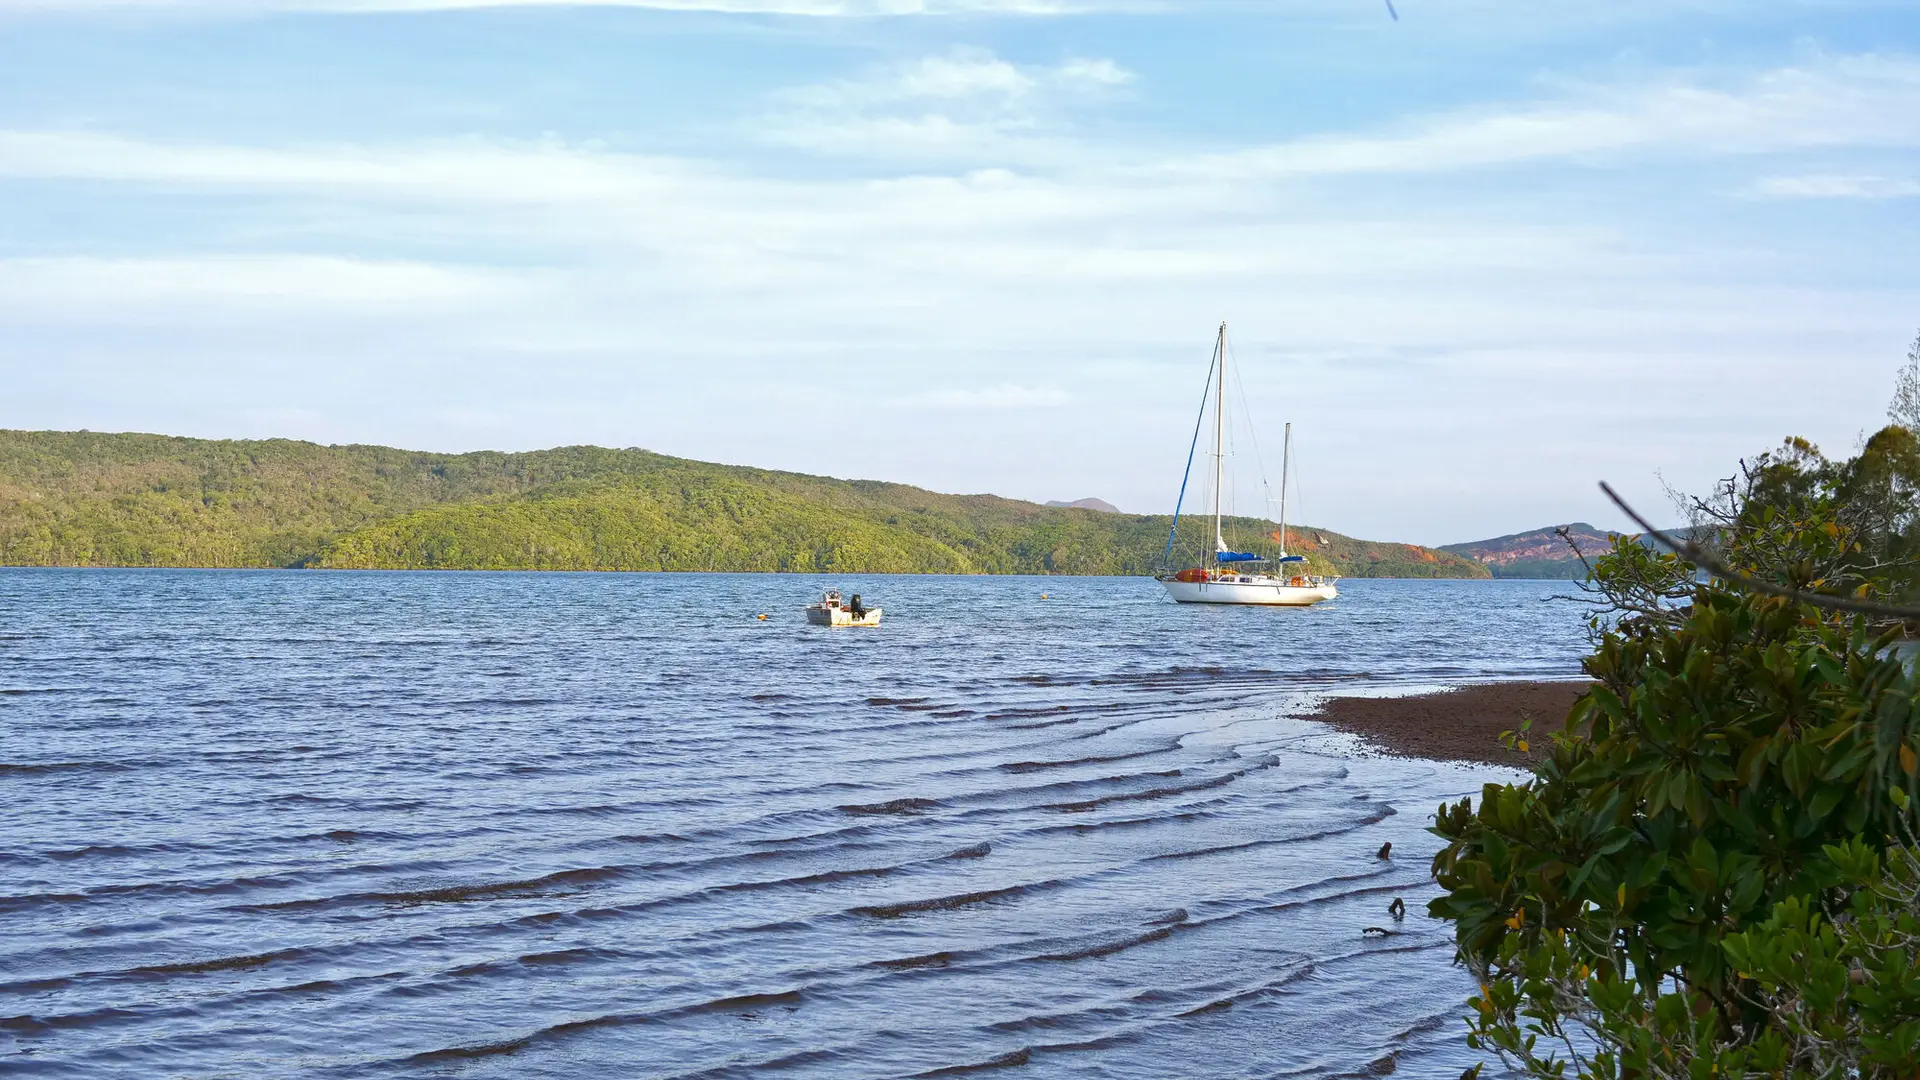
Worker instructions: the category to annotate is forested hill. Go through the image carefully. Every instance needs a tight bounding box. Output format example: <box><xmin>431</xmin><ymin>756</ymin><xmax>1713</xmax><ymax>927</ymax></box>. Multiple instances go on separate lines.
<box><xmin>0</xmin><ymin>430</ymin><xmax>1489</xmax><ymax>577</ymax></box>
<box><xmin>1440</xmin><ymin>523</ymin><xmax>1619</xmax><ymax>579</ymax></box>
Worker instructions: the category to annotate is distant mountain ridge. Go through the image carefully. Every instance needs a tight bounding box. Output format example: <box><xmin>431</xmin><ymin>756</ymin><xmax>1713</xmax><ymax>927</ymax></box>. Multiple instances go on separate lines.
<box><xmin>0</xmin><ymin>429</ymin><xmax>1490</xmax><ymax>578</ymax></box>
<box><xmin>1440</xmin><ymin>522</ymin><xmax>1619</xmax><ymax>579</ymax></box>
<box><xmin>1045</xmin><ymin>498</ymin><xmax>1121</xmax><ymax>513</ymax></box>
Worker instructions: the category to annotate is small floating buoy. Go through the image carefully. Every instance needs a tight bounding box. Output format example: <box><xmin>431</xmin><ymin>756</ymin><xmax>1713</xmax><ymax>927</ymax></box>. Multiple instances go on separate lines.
<box><xmin>1040</xmin><ymin>593</ymin><xmax>1048</xmax><ymax>599</ymax></box>
<box><xmin>756</xmin><ymin>614</ymin><xmax>768</xmax><ymax>621</ymax></box>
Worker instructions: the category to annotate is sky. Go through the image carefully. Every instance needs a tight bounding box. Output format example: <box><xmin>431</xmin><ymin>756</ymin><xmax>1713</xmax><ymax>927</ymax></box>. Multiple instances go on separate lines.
<box><xmin>1</xmin><ymin>0</ymin><xmax>1917</xmax><ymax>545</ymax></box>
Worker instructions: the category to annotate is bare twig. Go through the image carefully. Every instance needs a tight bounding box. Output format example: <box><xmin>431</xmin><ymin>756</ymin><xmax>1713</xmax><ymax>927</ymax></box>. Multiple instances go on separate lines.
<box><xmin>1554</xmin><ymin>525</ymin><xmax>1597</xmax><ymax>578</ymax></box>
<box><xmin>1599</xmin><ymin>482</ymin><xmax>1920</xmax><ymax>621</ymax></box>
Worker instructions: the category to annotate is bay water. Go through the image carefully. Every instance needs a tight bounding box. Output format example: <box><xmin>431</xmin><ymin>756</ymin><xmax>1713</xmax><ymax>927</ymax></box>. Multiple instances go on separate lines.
<box><xmin>1</xmin><ymin>571</ymin><xmax>1588</xmax><ymax>1078</ymax></box>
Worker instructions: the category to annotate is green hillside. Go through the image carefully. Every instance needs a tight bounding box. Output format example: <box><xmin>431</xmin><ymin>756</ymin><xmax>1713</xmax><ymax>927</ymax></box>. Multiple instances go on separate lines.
<box><xmin>0</xmin><ymin>430</ymin><xmax>1490</xmax><ymax>577</ymax></box>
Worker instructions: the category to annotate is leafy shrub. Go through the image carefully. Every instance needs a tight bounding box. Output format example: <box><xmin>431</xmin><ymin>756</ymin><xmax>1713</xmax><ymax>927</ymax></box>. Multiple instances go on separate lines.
<box><xmin>1430</xmin><ymin>423</ymin><xmax>1920</xmax><ymax>1079</ymax></box>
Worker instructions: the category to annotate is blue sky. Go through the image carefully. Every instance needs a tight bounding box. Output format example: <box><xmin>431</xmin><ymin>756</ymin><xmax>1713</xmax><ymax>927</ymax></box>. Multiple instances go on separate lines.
<box><xmin>1</xmin><ymin>0</ymin><xmax>1916</xmax><ymax>544</ymax></box>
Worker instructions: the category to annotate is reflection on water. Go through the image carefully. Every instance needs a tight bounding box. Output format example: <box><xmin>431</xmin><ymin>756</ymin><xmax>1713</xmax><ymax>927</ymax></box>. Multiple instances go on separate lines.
<box><xmin>0</xmin><ymin>571</ymin><xmax>1586</xmax><ymax>1078</ymax></box>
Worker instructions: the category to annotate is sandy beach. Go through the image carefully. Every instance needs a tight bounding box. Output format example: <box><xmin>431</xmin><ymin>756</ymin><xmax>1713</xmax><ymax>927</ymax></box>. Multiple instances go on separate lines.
<box><xmin>1314</xmin><ymin>681</ymin><xmax>1594</xmax><ymax>765</ymax></box>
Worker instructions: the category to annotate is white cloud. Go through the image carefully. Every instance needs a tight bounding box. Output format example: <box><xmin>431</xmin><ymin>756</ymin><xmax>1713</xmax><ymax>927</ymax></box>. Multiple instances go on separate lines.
<box><xmin>0</xmin><ymin>0</ymin><xmax>1117</xmax><ymax>13</ymax></box>
<box><xmin>1751</xmin><ymin>173</ymin><xmax>1920</xmax><ymax>198</ymax></box>
<box><xmin>873</xmin><ymin>51</ymin><xmax>1036</xmax><ymax>101</ymax></box>
<box><xmin>885</xmin><ymin>383</ymin><xmax>1072</xmax><ymax>409</ymax></box>
<box><xmin>1179</xmin><ymin>54</ymin><xmax>1920</xmax><ymax>179</ymax></box>
<box><xmin>763</xmin><ymin>48</ymin><xmax>1132</xmax><ymax>158</ymax></box>
<box><xmin>1053</xmin><ymin>57</ymin><xmax>1132</xmax><ymax>89</ymax></box>
<box><xmin>0</xmin><ymin>255</ymin><xmax>541</xmax><ymax>320</ymax></box>
<box><xmin>0</xmin><ymin>130</ymin><xmax>702</xmax><ymax>202</ymax></box>
<box><xmin>790</xmin><ymin>48</ymin><xmax>1131</xmax><ymax>104</ymax></box>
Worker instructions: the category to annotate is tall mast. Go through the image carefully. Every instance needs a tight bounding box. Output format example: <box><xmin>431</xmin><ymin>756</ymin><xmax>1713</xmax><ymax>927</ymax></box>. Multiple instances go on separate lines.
<box><xmin>1212</xmin><ymin>322</ymin><xmax>1227</xmax><ymax>561</ymax></box>
<box><xmin>1278</xmin><ymin>422</ymin><xmax>1291</xmax><ymax>559</ymax></box>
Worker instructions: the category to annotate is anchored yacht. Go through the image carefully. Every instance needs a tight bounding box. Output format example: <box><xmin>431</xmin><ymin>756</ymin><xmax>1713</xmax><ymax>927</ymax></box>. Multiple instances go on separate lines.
<box><xmin>1157</xmin><ymin>323</ymin><xmax>1338</xmax><ymax>607</ymax></box>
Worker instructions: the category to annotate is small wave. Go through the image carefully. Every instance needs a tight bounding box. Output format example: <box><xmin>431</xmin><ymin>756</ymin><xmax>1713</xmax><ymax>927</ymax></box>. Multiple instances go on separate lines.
<box><xmin>1145</xmin><ymin>808</ymin><xmax>1394</xmax><ymax>860</ymax></box>
<box><xmin>45</xmin><ymin>843</ymin><xmax>147</xmax><ymax>861</ymax></box>
<box><xmin>266</xmin><ymin>793</ymin><xmax>427</xmax><ymax>811</ymax></box>
<box><xmin>679</xmin><ymin>988</ymin><xmax>804</xmax><ymax>1016</ymax></box>
<box><xmin>447</xmin><ymin>947</ymin><xmax>629</xmax><ymax>979</ymax></box>
<box><xmin>839</xmin><ymin>797</ymin><xmax>939</xmax><ymax>816</ymax></box>
<box><xmin>866</xmin><ymin>696</ymin><xmax>928</xmax><ymax>706</ymax></box>
<box><xmin>405</xmin><ymin>987</ymin><xmax>808</xmax><ymax>1064</ymax></box>
<box><xmin>1171</xmin><ymin>962</ymin><xmax>1320</xmax><ymax>1017</ymax></box>
<box><xmin>914</xmin><ymin>1049</ymin><xmax>1033</xmax><ymax>1076</ymax></box>
<box><xmin>703</xmin><ymin>862</ymin><xmax>896</xmax><ymax>895</ymax></box>
<box><xmin>133</xmin><ymin>947</ymin><xmax>306</xmax><ymax>976</ymax></box>
<box><xmin>1034</xmin><ymin>925</ymin><xmax>1176</xmax><ymax>962</ymax></box>
<box><xmin>0</xmin><ymin>1006</ymin><xmax>144</xmax><ymax>1035</ymax></box>
<box><xmin>406</xmin><ymin>1034</ymin><xmax>534</xmax><ymax>1063</ymax></box>
<box><xmin>611</xmin><ymin>831</ymin><xmax>689</xmax><ymax>845</ymax></box>
<box><xmin>1000</xmin><ymin>714</ymin><xmax>1085</xmax><ymax>731</ymax></box>
<box><xmin>701</xmin><ymin>841</ymin><xmax>994</xmax><ymax>898</ymax></box>
<box><xmin>1331</xmin><ymin>1054</ymin><xmax>1400</xmax><ymax>1078</ymax></box>
<box><xmin>1026</xmin><ymin>808</ymin><xmax>1221</xmax><ymax>836</ymax></box>
<box><xmin>0</xmin><ymin>891</ymin><xmax>87</xmax><ymax>915</ymax></box>
<box><xmin>244</xmin><ymin>865</ymin><xmax>627</xmax><ymax>912</ymax></box>
<box><xmin>0</xmin><ymin>761</ymin><xmax>133</xmax><ymax>776</ymax></box>
<box><xmin>317</xmin><ymin>829</ymin><xmax>391</xmax><ymax>844</ymax></box>
<box><xmin>998</xmin><ymin>746</ymin><xmax>1175</xmax><ymax>773</ymax></box>
<box><xmin>987</xmin><ymin>704</ymin><xmax>1070</xmax><ymax>721</ymax></box>
<box><xmin>869</xmin><ymin>950</ymin><xmax>959</xmax><ymax>970</ymax></box>
<box><xmin>849</xmin><ymin>882</ymin><xmax>1040</xmax><ymax>919</ymax></box>
<box><xmin>1044</xmin><ymin>757</ymin><xmax>1277</xmax><ymax>812</ymax></box>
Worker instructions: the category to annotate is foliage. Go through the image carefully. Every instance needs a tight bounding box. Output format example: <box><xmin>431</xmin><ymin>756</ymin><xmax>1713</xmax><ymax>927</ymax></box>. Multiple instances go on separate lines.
<box><xmin>1572</xmin><ymin>426</ymin><xmax>1920</xmax><ymax>636</ymax></box>
<box><xmin>0</xmin><ymin>429</ymin><xmax>1490</xmax><ymax>576</ymax></box>
<box><xmin>1892</xmin><ymin>329</ymin><xmax>1920</xmax><ymax>436</ymax></box>
<box><xmin>1697</xmin><ymin>427</ymin><xmax>1920</xmax><ymax>623</ymax></box>
<box><xmin>1430</xmin><ymin>422</ymin><xmax>1920</xmax><ymax>1079</ymax></box>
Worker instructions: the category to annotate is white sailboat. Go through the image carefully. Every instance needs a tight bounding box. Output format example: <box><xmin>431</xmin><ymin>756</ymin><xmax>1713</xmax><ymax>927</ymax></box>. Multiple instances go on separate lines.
<box><xmin>1157</xmin><ymin>323</ymin><xmax>1339</xmax><ymax>607</ymax></box>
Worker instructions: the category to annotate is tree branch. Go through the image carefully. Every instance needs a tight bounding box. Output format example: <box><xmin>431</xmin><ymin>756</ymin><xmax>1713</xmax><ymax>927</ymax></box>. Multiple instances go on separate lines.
<box><xmin>1599</xmin><ymin>482</ymin><xmax>1920</xmax><ymax>621</ymax></box>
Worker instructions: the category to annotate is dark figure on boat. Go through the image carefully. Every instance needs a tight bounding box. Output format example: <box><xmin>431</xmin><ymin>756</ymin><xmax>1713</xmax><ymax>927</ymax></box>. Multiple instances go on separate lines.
<box><xmin>848</xmin><ymin>594</ymin><xmax>866</xmax><ymax>617</ymax></box>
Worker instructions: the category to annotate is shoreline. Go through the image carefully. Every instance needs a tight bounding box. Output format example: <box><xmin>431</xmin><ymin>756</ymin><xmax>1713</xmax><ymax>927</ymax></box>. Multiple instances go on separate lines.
<box><xmin>1313</xmin><ymin>680</ymin><xmax>1593</xmax><ymax>766</ymax></box>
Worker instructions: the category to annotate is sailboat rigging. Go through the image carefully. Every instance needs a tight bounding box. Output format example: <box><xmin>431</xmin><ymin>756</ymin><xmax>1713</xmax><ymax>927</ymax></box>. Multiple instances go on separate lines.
<box><xmin>1157</xmin><ymin>323</ymin><xmax>1339</xmax><ymax>607</ymax></box>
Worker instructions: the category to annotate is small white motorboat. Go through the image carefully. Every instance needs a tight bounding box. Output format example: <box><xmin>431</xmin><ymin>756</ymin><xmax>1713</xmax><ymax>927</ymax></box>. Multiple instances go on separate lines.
<box><xmin>806</xmin><ymin>589</ymin><xmax>883</xmax><ymax>627</ymax></box>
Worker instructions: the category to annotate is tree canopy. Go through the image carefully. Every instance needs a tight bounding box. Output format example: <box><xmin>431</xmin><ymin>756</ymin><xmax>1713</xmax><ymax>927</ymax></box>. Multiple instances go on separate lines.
<box><xmin>1430</xmin><ymin>419</ymin><xmax>1920</xmax><ymax>1078</ymax></box>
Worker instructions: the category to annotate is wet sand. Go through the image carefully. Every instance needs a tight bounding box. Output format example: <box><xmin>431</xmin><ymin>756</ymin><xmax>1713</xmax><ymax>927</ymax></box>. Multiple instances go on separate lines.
<box><xmin>1315</xmin><ymin>681</ymin><xmax>1593</xmax><ymax>765</ymax></box>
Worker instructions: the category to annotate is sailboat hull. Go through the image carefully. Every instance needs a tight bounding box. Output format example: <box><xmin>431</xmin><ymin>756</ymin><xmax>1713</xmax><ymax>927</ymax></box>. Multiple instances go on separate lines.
<box><xmin>1158</xmin><ymin>577</ymin><xmax>1337</xmax><ymax>606</ymax></box>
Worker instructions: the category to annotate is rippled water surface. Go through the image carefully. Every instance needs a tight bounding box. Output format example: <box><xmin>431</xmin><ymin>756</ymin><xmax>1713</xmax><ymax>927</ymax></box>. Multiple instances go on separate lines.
<box><xmin>2</xmin><ymin>571</ymin><xmax>1589</xmax><ymax>1079</ymax></box>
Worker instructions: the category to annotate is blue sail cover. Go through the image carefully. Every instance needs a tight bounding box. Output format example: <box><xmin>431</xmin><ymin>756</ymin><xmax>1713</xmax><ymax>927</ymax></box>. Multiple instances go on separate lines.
<box><xmin>1216</xmin><ymin>551</ymin><xmax>1264</xmax><ymax>563</ymax></box>
<box><xmin>1276</xmin><ymin>555</ymin><xmax>1306</xmax><ymax>563</ymax></box>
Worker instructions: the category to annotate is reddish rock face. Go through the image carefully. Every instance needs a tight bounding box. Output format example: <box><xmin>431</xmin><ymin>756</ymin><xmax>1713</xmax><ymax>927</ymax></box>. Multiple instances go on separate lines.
<box><xmin>1440</xmin><ymin>523</ymin><xmax>1621</xmax><ymax>572</ymax></box>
